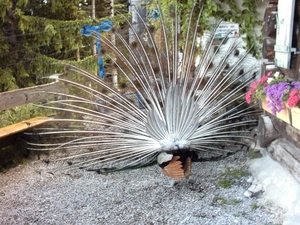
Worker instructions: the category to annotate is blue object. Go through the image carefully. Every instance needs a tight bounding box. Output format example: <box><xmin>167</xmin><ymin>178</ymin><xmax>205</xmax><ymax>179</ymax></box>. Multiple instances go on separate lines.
<box><xmin>80</xmin><ymin>20</ymin><xmax>113</xmax><ymax>36</ymax></box>
<box><xmin>135</xmin><ymin>92</ymin><xmax>143</xmax><ymax>108</ymax></box>
<box><xmin>81</xmin><ymin>20</ymin><xmax>113</xmax><ymax>78</ymax></box>
<box><xmin>148</xmin><ymin>9</ymin><xmax>160</xmax><ymax>20</ymax></box>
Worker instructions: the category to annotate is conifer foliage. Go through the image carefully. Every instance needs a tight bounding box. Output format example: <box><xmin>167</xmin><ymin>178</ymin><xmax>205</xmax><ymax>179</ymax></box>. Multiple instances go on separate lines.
<box><xmin>0</xmin><ymin>0</ymin><xmax>126</xmax><ymax>92</ymax></box>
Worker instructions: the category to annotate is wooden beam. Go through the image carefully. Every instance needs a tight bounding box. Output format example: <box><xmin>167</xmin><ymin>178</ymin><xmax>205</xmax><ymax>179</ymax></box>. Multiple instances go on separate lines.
<box><xmin>0</xmin><ymin>82</ymin><xmax>67</xmax><ymax>111</ymax></box>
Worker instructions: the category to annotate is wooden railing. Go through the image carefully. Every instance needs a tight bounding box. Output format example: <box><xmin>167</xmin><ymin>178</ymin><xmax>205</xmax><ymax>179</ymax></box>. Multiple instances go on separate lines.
<box><xmin>0</xmin><ymin>80</ymin><xmax>66</xmax><ymax>111</ymax></box>
<box><xmin>0</xmin><ymin>79</ymin><xmax>67</xmax><ymax>146</ymax></box>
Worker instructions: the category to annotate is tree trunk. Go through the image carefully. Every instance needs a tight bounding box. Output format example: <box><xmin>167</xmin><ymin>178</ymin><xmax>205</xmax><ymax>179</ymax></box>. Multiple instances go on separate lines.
<box><xmin>111</xmin><ymin>0</ymin><xmax>118</xmax><ymax>88</ymax></box>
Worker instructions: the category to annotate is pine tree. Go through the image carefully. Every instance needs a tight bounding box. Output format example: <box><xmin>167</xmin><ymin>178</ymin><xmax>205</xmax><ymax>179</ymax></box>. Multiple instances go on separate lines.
<box><xmin>0</xmin><ymin>0</ymin><xmax>127</xmax><ymax>92</ymax></box>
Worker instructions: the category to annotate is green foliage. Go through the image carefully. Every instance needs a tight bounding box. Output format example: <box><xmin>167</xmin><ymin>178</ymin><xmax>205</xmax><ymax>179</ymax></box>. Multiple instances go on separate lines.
<box><xmin>16</xmin><ymin>0</ymin><xmax>29</xmax><ymax>8</ymax></box>
<box><xmin>223</xmin><ymin>168</ymin><xmax>249</xmax><ymax>179</ymax></box>
<box><xmin>148</xmin><ymin>0</ymin><xmax>262</xmax><ymax>57</ymax></box>
<box><xmin>0</xmin><ymin>68</ymin><xmax>18</xmax><ymax>91</ymax></box>
<box><xmin>204</xmin><ymin>0</ymin><xmax>262</xmax><ymax>57</ymax></box>
<box><xmin>0</xmin><ymin>104</ymin><xmax>55</xmax><ymax>127</ymax></box>
<box><xmin>217</xmin><ymin>178</ymin><xmax>232</xmax><ymax>188</ymax></box>
<box><xmin>248</xmin><ymin>148</ymin><xmax>262</xmax><ymax>159</ymax></box>
<box><xmin>217</xmin><ymin>167</ymin><xmax>248</xmax><ymax>188</ymax></box>
<box><xmin>229</xmin><ymin>198</ymin><xmax>242</xmax><ymax>205</ymax></box>
<box><xmin>250</xmin><ymin>202</ymin><xmax>263</xmax><ymax>211</ymax></box>
<box><xmin>213</xmin><ymin>196</ymin><xmax>242</xmax><ymax>205</ymax></box>
<box><xmin>0</xmin><ymin>0</ymin><xmax>127</xmax><ymax>93</ymax></box>
<box><xmin>0</xmin><ymin>0</ymin><xmax>12</xmax><ymax>21</ymax></box>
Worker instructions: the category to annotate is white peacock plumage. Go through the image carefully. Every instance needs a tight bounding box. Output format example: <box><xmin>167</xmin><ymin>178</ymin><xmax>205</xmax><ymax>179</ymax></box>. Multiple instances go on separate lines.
<box><xmin>26</xmin><ymin>2</ymin><xmax>259</xmax><ymax>179</ymax></box>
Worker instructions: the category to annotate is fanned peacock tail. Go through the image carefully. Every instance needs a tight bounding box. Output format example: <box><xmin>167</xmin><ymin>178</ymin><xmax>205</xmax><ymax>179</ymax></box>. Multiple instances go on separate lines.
<box><xmin>26</xmin><ymin>2</ymin><xmax>260</xmax><ymax>179</ymax></box>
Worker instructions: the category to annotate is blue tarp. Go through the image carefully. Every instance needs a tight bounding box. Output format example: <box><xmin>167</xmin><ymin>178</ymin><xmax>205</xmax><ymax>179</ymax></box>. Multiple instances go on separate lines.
<box><xmin>81</xmin><ymin>20</ymin><xmax>113</xmax><ymax>78</ymax></box>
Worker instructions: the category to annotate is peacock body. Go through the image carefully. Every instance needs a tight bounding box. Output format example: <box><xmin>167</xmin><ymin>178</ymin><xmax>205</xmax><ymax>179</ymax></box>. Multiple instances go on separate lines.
<box><xmin>27</xmin><ymin>2</ymin><xmax>259</xmax><ymax>179</ymax></box>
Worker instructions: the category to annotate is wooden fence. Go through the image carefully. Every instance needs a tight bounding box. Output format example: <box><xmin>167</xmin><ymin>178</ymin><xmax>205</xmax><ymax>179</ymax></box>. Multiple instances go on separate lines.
<box><xmin>0</xmin><ymin>81</ymin><xmax>67</xmax><ymax>111</ymax></box>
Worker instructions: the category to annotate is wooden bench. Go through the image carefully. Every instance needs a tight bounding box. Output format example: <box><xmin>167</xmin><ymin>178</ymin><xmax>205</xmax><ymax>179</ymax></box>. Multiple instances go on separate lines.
<box><xmin>0</xmin><ymin>116</ymin><xmax>52</xmax><ymax>139</ymax></box>
<box><xmin>0</xmin><ymin>116</ymin><xmax>53</xmax><ymax>150</ymax></box>
<box><xmin>0</xmin><ymin>78</ymin><xmax>65</xmax><ymax>169</ymax></box>
<box><xmin>0</xmin><ymin>116</ymin><xmax>53</xmax><ymax>169</ymax></box>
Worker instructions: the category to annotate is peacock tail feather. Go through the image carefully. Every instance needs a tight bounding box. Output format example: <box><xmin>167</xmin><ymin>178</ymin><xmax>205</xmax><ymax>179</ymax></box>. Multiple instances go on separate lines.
<box><xmin>26</xmin><ymin>2</ymin><xmax>260</xmax><ymax>178</ymax></box>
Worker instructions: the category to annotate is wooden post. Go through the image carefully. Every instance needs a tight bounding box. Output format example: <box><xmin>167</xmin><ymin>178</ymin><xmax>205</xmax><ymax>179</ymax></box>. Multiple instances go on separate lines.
<box><xmin>257</xmin><ymin>115</ymin><xmax>279</xmax><ymax>147</ymax></box>
<box><xmin>274</xmin><ymin>0</ymin><xmax>296</xmax><ymax>68</ymax></box>
<box><xmin>262</xmin><ymin>37</ymin><xmax>276</xmax><ymax>60</ymax></box>
<box><xmin>110</xmin><ymin>0</ymin><xmax>118</xmax><ymax>89</ymax></box>
<box><xmin>263</xmin><ymin>7</ymin><xmax>277</xmax><ymax>38</ymax></box>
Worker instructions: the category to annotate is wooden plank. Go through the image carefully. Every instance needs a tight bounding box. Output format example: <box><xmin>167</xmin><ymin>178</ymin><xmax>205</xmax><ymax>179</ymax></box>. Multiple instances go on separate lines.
<box><xmin>268</xmin><ymin>138</ymin><xmax>300</xmax><ymax>184</ymax></box>
<box><xmin>0</xmin><ymin>81</ymin><xmax>67</xmax><ymax>111</ymax></box>
<box><xmin>274</xmin><ymin>0</ymin><xmax>295</xmax><ymax>68</ymax></box>
<box><xmin>269</xmin><ymin>113</ymin><xmax>300</xmax><ymax>149</ymax></box>
<box><xmin>0</xmin><ymin>117</ymin><xmax>52</xmax><ymax>139</ymax></box>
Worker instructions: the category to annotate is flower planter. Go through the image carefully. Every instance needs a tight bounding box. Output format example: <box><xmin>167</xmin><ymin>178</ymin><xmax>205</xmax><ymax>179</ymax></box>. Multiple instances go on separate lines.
<box><xmin>291</xmin><ymin>107</ymin><xmax>300</xmax><ymax>130</ymax></box>
<box><xmin>276</xmin><ymin>104</ymin><xmax>290</xmax><ymax>124</ymax></box>
<box><xmin>261</xmin><ymin>98</ymin><xmax>291</xmax><ymax>124</ymax></box>
<box><xmin>261</xmin><ymin>98</ymin><xmax>272</xmax><ymax>114</ymax></box>
<box><xmin>247</xmin><ymin>71</ymin><xmax>300</xmax><ymax>131</ymax></box>
<box><xmin>261</xmin><ymin>98</ymin><xmax>300</xmax><ymax>130</ymax></box>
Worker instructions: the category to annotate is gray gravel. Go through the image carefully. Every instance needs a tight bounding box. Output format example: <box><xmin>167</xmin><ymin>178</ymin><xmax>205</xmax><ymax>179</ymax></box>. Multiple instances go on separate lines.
<box><xmin>0</xmin><ymin>150</ymin><xmax>283</xmax><ymax>225</ymax></box>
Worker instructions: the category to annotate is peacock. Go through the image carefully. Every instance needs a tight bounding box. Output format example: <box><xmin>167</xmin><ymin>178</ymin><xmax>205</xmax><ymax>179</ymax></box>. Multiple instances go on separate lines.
<box><xmin>26</xmin><ymin>2</ymin><xmax>259</xmax><ymax>180</ymax></box>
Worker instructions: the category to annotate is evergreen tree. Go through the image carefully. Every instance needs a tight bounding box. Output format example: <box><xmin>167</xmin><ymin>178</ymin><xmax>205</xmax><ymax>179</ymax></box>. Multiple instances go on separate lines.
<box><xmin>0</xmin><ymin>0</ymin><xmax>127</xmax><ymax>92</ymax></box>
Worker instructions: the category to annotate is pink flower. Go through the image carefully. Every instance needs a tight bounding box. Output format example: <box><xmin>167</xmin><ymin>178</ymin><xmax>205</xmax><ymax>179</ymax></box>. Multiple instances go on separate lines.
<box><xmin>266</xmin><ymin>71</ymin><xmax>272</xmax><ymax>77</ymax></box>
<box><xmin>245</xmin><ymin>72</ymin><xmax>274</xmax><ymax>104</ymax></box>
<box><xmin>245</xmin><ymin>92</ymin><xmax>252</xmax><ymax>104</ymax></box>
<box><xmin>287</xmin><ymin>89</ymin><xmax>300</xmax><ymax>108</ymax></box>
<box><xmin>250</xmin><ymin>81</ymin><xmax>259</xmax><ymax>89</ymax></box>
<box><xmin>260</xmin><ymin>75</ymin><xmax>268</xmax><ymax>83</ymax></box>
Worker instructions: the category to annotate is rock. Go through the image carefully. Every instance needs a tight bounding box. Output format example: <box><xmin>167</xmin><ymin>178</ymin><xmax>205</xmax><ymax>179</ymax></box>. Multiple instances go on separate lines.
<box><xmin>248</xmin><ymin>183</ymin><xmax>263</xmax><ymax>195</ymax></box>
<box><xmin>244</xmin><ymin>190</ymin><xmax>253</xmax><ymax>198</ymax></box>
<box><xmin>247</xmin><ymin>176</ymin><xmax>253</xmax><ymax>183</ymax></box>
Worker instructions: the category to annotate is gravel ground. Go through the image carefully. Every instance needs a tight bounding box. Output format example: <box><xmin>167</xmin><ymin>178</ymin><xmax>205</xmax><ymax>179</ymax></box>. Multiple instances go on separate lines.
<box><xmin>0</xmin><ymin>150</ymin><xmax>283</xmax><ymax>225</ymax></box>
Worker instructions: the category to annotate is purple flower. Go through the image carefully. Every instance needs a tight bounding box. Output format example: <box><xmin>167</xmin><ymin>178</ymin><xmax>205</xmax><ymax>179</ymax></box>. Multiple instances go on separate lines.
<box><xmin>291</xmin><ymin>81</ymin><xmax>300</xmax><ymax>89</ymax></box>
<box><xmin>264</xmin><ymin>82</ymin><xmax>290</xmax><ymax>115</ymax></box>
